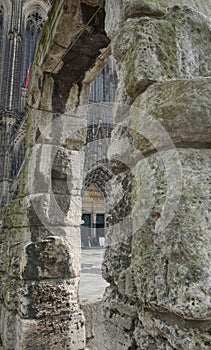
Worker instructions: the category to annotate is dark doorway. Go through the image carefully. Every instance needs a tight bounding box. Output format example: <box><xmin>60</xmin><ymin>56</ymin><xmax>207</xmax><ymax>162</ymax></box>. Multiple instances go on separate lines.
<box><xmin>81</xmin><ymin>213</ymin><xmax>91</xmax><ymax>248</ymax></box>
<box><xmin>96</xmin><ymin>213</ymin><xmax>105</xmax><ymax>247</ymax></box>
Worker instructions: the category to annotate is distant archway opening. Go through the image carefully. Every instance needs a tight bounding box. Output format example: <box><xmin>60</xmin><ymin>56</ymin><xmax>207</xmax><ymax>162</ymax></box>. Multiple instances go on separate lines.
<box><xmin>81</xmin><ymin>183</ymin><xmax>106</xmax><ymax>248</ymax></box>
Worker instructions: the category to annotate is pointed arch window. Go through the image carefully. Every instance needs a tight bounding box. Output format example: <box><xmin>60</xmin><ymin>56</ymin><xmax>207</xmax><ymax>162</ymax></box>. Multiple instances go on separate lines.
<box><xmin>90</xmin><ymin>67</ymin><xmax>107</xmax><ymax>102</ymax></box>
<box><xmin>22</xmin><ymin>12</ymin><xmax>44</xmax><ymax>88</ymax></box>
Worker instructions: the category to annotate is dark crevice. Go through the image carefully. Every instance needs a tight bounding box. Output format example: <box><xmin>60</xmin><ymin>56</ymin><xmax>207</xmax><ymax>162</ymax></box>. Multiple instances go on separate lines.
<box><xmin>164</xmin><ymin>258</ymin><xmax>169</xmax><ymax>297</ymax></box>
<box><xmin>128</xmin><ymin>341</ymin><xmax>138</xmax><ymax>350</ymax></box>
<box><xmin>51</xmin><ymin>6</ymin><xmax>110</xmax><ymax>114</ymax></box>
<box><xmin>76</xmin><ymin>79</ymin><xmax>83</xmax><ymax>107</ymax></box>
<box><xmin>81</xmin><ymin>3</ymin><xmax>105</xmax><ymax>33</ymax></box>
<box><xmin>35</xmin><ymin>128</ymin><xmax>41</xmax><ymax>142</ymax></box>
<box><xmin>124</xmin><ymin>11</ymin><xmax>166</xmax><ymax>21</ymax></box>
<box><xmin>129</xmin><ymin>79</ymin><xmax>156</xmax><ymax>103</ymax></box>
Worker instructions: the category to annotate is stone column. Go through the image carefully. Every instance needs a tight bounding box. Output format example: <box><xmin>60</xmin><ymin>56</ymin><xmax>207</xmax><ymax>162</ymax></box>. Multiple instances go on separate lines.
<box><xmin>0</xmin><ymin>1</ymin><xmax>110</xmax><ymax>348</ymax></box>
<box><xmin>0</xmin><ymin>74</ymin><xmax>88</xmax><ymax>350</ymax></box>
<box><xmin>99</xmin><ymin>1</ymin><xmax>211</xmax><ymax>349</ymax></box>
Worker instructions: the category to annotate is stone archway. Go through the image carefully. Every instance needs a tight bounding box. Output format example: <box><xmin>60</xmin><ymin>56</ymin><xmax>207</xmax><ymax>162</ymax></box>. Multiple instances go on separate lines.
<box><xmin>0</xmin><ymin>1</ymin><xmax>210</xmax><ymax>349</ymax></box>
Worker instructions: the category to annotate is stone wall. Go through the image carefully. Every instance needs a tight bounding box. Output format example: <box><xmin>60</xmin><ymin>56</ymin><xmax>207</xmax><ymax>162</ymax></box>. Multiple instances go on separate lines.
<box><xmin>91</xmin><ymin>1</ymin><xmax>211</xmax><ymax>349</ymax></box>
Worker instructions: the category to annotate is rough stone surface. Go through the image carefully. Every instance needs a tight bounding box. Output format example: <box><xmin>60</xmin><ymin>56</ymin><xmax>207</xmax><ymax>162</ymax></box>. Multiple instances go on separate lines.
<box><xmin>0</xmin><ymin>0</ymin><xmax>211</xmax><ymax>349</ymax></box>
<box><xmin>112</xmin><ymin>6</ymin><xmax>211</xmax><ymax>100</ymax></box>
<box><xmin>132</xmin><ymin>78</ymin><xmax>211</xmax><ymax>151</ymax></box>
<box><xmin>16</xmin><ymin>312</ymin><xmax>85</xmax><ymax>350</ymax></box>
<box><xmin>0</xmin><ymin>1</ymin><xmax>110</xmax><ymax>348</ymax></box>
<box><xmin>89</xmin><ymin>1</ymin><xmax>211</xmax><ymax>349</ymax></box>
<box><xmin>105</xmin><ymin>0</ymin><xmax>211</xmax><ymax>37</ymax></box>
<box><xmin>120</xmin><ymin>150</ymin><xmax>211</xmax><ymax>320</ymax></box>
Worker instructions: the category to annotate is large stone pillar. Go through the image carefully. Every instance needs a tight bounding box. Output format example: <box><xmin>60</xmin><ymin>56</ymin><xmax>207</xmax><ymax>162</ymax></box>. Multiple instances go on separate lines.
<box><xmin>0</xmin><ymin>1</ymin><xmax>109</xmax><ymax>348</ymax></box>
<box><xmin>98</xmin><ymin>1</ymin><xmax>211</xmax><ymax>349</ymax></box>
<box><xmin>0</xmin><ymin>64</ymin><xmax>87</xmax><ymax>350</ymax></box>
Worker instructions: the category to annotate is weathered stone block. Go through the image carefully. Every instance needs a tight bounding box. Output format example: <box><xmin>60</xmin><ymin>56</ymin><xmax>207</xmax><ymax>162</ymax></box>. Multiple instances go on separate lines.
<box><xmin>31</xmin><ymin>0</ymin><xmax>65</xmax><ymax>71</ymax></box>
<box><xmin>2</xmin><ymin>277</ymin><xmax>19</xmax><ymax>311</ymax></box>
<box><xmin>2</xmin><ymin>192</ymin><xmax>82</xmax><ymax>232</ymax></box>
<box><xmin>109</xmin><ymin>78</ymin><xmax>211</xmax><ymax>159</ymax></box>
<box><xmin>27</xmin><ymin>145</ymin><xmax>73</xmax><ymax>194</ymax></box>
<box><xmin>28</xmin><ymin>193</ymin><xmax>82</xmax><ymax>227</ymax></box>
<box><xmin>2</xmin><ymin>198</ymin><xmax>32</xmax><ymax>229</ymax></box>
<box><xmin>0</xmin><ymin>307</ymin><xmax>16</xmax><ymax>350</ymax></box>
<box><xmin>106</xmin><ymin>0</ymin><xmax>211</xmax><ymax>37</ymax></box>
<box><xmin>30</xmin><ymin>225</ymin><xmax>53</xmax><ymax>242</ymax></box>
<box><xmin>25</xmin><ymin>109</ymin><xmax>54</xmax><ymax>148</ymax></box>
<box><xmin>123</xmin><ymin>0</ymin><xmax>211</xmax><ymax>19</ymax></box>
<box><xmin>2</xmin><ymin>228</ymin><xmax>30</xmax><ymax>277</ymax></box>
<box><xmin>81</xmin><ymin>289</ymin><xmax>136</xmax><ymax>350</ymax></box>
<box><xmin>51</xmin><ymin>147</ymin><xmax>72</xmax><ymax>179</ymax></box>
<box><xmin>120</xmin><ymin>149</ymin><xmax>211</xmax><ymax>320</ymax></box>
<box><xmin>112</xmin><ymin>7</ymin><xmax>211</xmax><ymax>98</ymax></box>
<box><xmin>102</xmin><ymin>225</ymin><xmax>133</xmax><ymax>285</ymax></box>
<box><xmin>17</xmin><ymin>278</ymin><xmax>79</xmax><ymax>319</ymax></box>
<box><xmin>25</xmin><ymin>109</ymin><xmax>86</xmax><ymax>149</ymax></box>
<box><xmin>26</xmin><ymin>143</ymin><xmax>84</xmax><ymax>197</ymax></box>
<box><xmin>22</xmin><ymin>236</ymin><xmax>78</xmax><ymax>280</ymax></box>
<box><xmin>53</xmin><ymin>10</ymin><xmax>84</xmax><ymax>49</ymax></box>
<box><xmin>131</xmin><ymin>78</ymin><xmax>211</xmax><ymax>154</ymax></box>
<box><xmin>52</xmin><ymin>178</ymin><xmax>70</xmax><ymax>195</ymax></box>
<box><xmin>134</xmin><ymin>310</ymin><xmax>211</xmax><ymax>350</ymax></box>
<box><xmin>2</xmin><ymin>196</ymin><xmax>50</xmax><ymax>230</ymax></box>
<box><xmin>16</xmin><ymin>312</ymin><xmax>86</xmax><ymax>350</ymax></box>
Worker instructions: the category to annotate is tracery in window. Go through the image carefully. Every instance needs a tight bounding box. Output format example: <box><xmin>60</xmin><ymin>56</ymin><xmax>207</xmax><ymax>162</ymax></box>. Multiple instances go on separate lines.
<box><xmin>89</xmin><ymin>57</ymin><xmax>118</xmax><ymax>103</ymax></box>
<box><xmin>44</xmin><ymin>0</ymin><xmax>53</xmax><ymax>5</ymax></box>
<box><xmin>22</xmin><ymin>12</ymin><xmax>44</xmax><ymax>88</ymax></box>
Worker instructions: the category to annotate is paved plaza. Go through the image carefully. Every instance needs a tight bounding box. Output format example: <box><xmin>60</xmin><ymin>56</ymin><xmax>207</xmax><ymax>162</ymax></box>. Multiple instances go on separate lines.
<box><xmin>79</xmin><ymin>248</ymin><xmax>109</xmax><ymax>302</ymax></box>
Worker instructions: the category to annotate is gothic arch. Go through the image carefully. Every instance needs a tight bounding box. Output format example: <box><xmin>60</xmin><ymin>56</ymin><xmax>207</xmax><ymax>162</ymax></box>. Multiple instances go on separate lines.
<box><xmin>0</xmin><ymin>0</ymin><xmax>12</xmax><ymax>25</ymax></box>
<box><xmin>83</xmin><ymin>164</ymin><xmax>113</xmax><ymax>198</ymax></box>
<box><xmin>22</xmin><ymin>13</ymin><xmax>44</xmax><ymax>87</ymax></box>
<box><xmin>22</xmin><ymin>1</ymin><xmax>49</xmax><ymax>88</ymax></box>
<box><xmin>0</xmin><ymin>0</ymin><xmax>12</xmax><ymax>55</ymax></box>
<box><xmin>82</xmin><ymin>183</ymin><xmax>106</xmax><ymax>212</ymax></box>
<box><xmin>22</xmin><ymin>0</ymin><xmax>50</xmax><ymax>23</ymax></box>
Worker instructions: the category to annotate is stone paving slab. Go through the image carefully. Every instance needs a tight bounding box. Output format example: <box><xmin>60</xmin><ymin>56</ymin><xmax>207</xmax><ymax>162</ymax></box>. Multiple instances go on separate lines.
<box><xmin>79</xmin><ymin>248</ymin><xmax>109</xmax><ymax>302</ymax></box>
